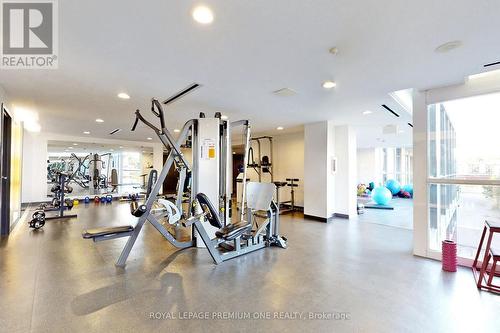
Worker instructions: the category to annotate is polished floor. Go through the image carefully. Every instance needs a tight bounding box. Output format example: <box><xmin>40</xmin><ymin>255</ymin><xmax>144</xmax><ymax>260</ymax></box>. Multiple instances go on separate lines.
<box><xmin>357</xmin><ymin>197</ymin><xmax>413</xmax><ymax>230</ymax></box>
<box><xmin>1</xmin><ymin>202</ymin><xmax>499</xmax><ymax>333</ymax></box>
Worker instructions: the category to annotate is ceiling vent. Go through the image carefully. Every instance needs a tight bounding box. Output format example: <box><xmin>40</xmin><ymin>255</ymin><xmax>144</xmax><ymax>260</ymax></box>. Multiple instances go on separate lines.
<box><xmin>272</xmin><ymin>88</ymin><xmax>297</xmax><ymax>97</ymax></box>
<box><xmin>484</xmin><ymin>61</ymin><xmax>500</xmax><ymax>68</ymax></box>
<box><xmin>383</xmin><ymin>125</ymin><xmax>399</xmax><ymax>135</ymax></box>
<box><xmin>382</xmin><ymin>104</ymin><xmax>400</xmax><ymax>118</ymax></box>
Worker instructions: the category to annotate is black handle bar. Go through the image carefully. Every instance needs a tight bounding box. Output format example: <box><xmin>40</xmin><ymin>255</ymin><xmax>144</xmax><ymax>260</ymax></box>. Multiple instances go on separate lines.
<box><xmin>151</xmin><ymin>99</ymin><xmax>166</xmax><ymax>129</ymax></box>
<box><xmin>131</xmin><ymin>109</ymin><xmax>160</xmax><ymax>133</ymax></box>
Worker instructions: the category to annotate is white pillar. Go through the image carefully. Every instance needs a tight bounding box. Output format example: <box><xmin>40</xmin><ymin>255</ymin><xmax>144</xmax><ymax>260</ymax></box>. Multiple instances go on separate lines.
<box><xmin>152</xmin><ymin>144</ymin><xmax>163</xmax><ymax>171</ymax></box>
<box><xmin>22</xmin><ymin>131</ymin><xmax>48</xmax><ymax>202</ymax></box>
<box><xmin>334</xmin><ymin>126</ymin><xmax>357</xmax><ymax>218</ymax></box>
<box><xmin>152</xmin><ymin>143</ymin><xmax>164</xmax><ymax>193</ymax></box>
<box><xmin>412</xmin><ymin>90</ymin><xmax>428</xmax><ymax>257</ymax></box>
<box><xmin>304</xmin><ymin>121</ymin><xmax>335</xmax><ymax>220</ymax></box>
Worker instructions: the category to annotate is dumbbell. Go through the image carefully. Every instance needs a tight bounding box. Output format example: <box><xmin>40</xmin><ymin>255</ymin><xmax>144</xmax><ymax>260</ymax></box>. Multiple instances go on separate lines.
<box><xmin>106</xmin><ymin>195</ymin><xmax>113</xmax><ymax>203</ymax></box>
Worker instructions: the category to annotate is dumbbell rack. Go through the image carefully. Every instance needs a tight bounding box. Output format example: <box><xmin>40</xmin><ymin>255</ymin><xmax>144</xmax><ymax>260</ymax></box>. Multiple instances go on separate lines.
<box><xmin>44</xmin><ymin>173</ymin><xmax>77</xmax><ymax>220</ymax></box>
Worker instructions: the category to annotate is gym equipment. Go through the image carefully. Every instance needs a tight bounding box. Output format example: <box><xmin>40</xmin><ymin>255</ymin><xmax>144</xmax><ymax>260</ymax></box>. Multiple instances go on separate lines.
<box><xmin>100</xmin><ymin>196</ymin><xmax>106</xmax><ymax>203</ymax></box>
<box><xmin>67</xmin><ymin>153</ymin><xmax>91</xmax><ymax>189</ymax></box>
<box><xmin>83</xmin><ymin>86</ymin><xmax>286</xmax><ymax>266</ymax></box>
<box><xmin>73</xmin><ymin>199</ymin><xmax>79</xmax><ymax>206</ymax></box>
<box><xmin>106</xmin><ymin>194</ymin><xmax>113</xmax><ymax>203</ymax></box>
<box><xmin>367</xmin><ymin>182</ymin><xmax>375</xmax><ymax>192</ymax></box>
<box><xmin>94</xmin><ymin>196</ymin><xmax>100</xmax><ymax>203</ymax></box>
<box><xmin>357</xmin><ymin>203</ymin><xmax>365</xmax><ymax>215</ymax></box>
<box><xmin>274</xmin><ymin>178</ymin><xmax>300</xmax><ymax>214</ymax></box>
<box><xmin>357</xmin><ymin>184</ymin><xmax>367</xmax><ymax>196</ymax></box>
<box><xmin>84</xmin><ymin>196</ymin><xmax>90</xmax><ymax>204</ymax></box>
<box><xmin>371</xmin><ymin>186</ymin><xmax>392</xmax><ymax>205</ymax></box>
<box><xmin>397</xmin><ymin>191</ymin><xmax>411</xmax><ymax>198</ymax></box>
<box><xmin>385</xmin><ymin>179</ymin><xmax>401</xmax><ymax>195</ymax></box>
<box><xmin>110</xmin><ymin>169</ymin><xmax>118</xmax><ymax>192</ymax></box>
<box><xmin>248</xmin><ymin>136</ymin><xmax>273</xmax><ymax>182</ymax></box>
<box><xmin>29</xmin><ymin>210</ymin><xmax>46</xmax><ymax>229</ymax></box>
<box><xmin>472</xmin><ymin>220</ymin><xmax>500</xmax><ymax>293</ymax></box>
<box><xmin>402</xmin><ymin>184</ymin><xmax>413</xmax><ymax>196</ymax></box>
<box><xmin>35</xmin><ymin>172</ymin><xmax>78</xmax><ymax>223</ymax></box>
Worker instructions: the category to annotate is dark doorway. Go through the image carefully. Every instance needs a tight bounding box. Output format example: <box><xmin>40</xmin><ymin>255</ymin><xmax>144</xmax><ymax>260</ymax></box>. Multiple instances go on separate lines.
<box><xmin>0</xmin><ymin>104</ymin><xmax>12</xmax><ymax>236</ymax></box>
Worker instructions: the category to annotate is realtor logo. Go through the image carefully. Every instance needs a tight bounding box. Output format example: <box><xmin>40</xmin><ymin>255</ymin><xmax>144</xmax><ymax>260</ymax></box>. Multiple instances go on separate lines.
<box><xmin>1</xmin><ymin>0</ymin><xmax>58</xmax><ymax>69</ymax></box>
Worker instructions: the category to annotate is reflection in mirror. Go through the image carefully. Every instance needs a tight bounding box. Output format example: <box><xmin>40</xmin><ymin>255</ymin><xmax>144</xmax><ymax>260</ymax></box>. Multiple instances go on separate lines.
<box><xmin>47</xmin><ymin>140</ymin><xmax>154</xmax><ymax>198</ymax></box>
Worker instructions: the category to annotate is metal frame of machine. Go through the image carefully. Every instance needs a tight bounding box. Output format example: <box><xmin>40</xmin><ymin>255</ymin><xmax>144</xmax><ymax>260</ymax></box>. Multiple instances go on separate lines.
<box><xmin>83</xmin><ymin>85</ymin><xmax>286</xmax><ymax>266</ymax></box>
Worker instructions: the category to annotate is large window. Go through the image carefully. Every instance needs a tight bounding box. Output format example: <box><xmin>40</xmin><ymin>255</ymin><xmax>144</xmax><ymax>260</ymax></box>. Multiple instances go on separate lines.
<box><xmin>119</xmin><ymin>152</ymin><xmax>142</xmax><ymax>185</ymax></box>
<box><xmin>377</xmin><ymin>147</ymin><xmax>413</xmax><ymax>185</ymax></box>
<box><xmin>427</xmin><ymin>92</ymin><xmax>500</xmax><ymax>259</ymax></box>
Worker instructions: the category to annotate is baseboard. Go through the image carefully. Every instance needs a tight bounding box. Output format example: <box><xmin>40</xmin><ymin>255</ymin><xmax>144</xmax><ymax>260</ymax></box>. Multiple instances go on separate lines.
<box><xmin>304</xmin><ymin>214</ymin><xmax>335</xmax><ymax>222</ymax></box>
<box><xmin>334</xmin><ymin>213</ymin><xmax>350</xmax><ymax>219</ymax></box>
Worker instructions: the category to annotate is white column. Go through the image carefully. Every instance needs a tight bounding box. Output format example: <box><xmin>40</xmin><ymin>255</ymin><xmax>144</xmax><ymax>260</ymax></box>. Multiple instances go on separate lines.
<box><xmin>334</xmin><ymin>126</ymin><xmax>357</xmax><ymax>218</ymax></box>
<box><xmin>304</xmin><ymin>121</ymin><xmax>335</xmax><ymax>220</ymax></box>
<box><xmin>22</xmin><ymin>131</ymin><xmax>48</xmax><ymax>202</ymax></box>
<box><xmin>152</xmin><ymin>143</ymin><xmax>163</xmax><ymax>171</ymax></box>
<box><xmin>413</xmin><ymin>90</ymin><xmax>428</xmax><ymax>257</ymax></box>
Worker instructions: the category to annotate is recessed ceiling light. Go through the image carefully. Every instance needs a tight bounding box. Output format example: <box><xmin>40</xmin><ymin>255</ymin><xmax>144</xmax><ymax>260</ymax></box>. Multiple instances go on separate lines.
<box><xmin>142</xmin><ymin>150</ymin><xmax>146</xmax><ymax>153</ymax></box>
<box><xmin>221</xmin><ymin>115</ymin><xmax>228</xmax><ymax>120</ymax></box>
<box><xmin>147</xmin><ymin>137</ymin><xmax>153</xmax><ymax>140</ymax></box>
<box><xmin>117</xmin><ymin>93</ymin><xmax>130</xmax><ymax>99</ymax></box>
<box><xmin>276</xmin><ymin>126</ymin><xmax>284</xmax><ymax>131</ymax></box>
<box><xmin>329</xmin><ymin>47</ymin><xmax>339</xmax><ymax>55</ymax></box>
<box><xmin>96</xmin><ymin>118</ymin><xmax>104</xmax><ymax>123</ymax></box>
<box><xmin>363</xmin><ymin>110</ymin><xmax>373</xmax><ymax>115</ymax></box>
<box><xmin>435</xmin><ymin>40</ymin><xmax>462</xmax><ymax>53</ymax></box>
<box><xmin>322</xmin><ymin>81</ymin><xmax>336</xmax><ymax>89</ymax></box>
<box><xmin>73</xmin><ymin>143</ymin><xmax>78</xmax><ymax>146</ymax></box>
<box><xmin>83</xmin><ymin>131</ymin><xmax>90</xmax><ymax>134</ymax></box>
<box><xmin>110</xmin><ymin>149</ymin><xmax>114</xmax><ymax>152</ymax></box>
<box><xmin>68</xmin><ymin>147</ymin><xmax>73</xmax><ymax>149</ymax></box>
<box><xmin>173</xmin><ymin>129</ymin><xmax>181</xmax><ymax>133</ymax></box>
<box><xmin>273</xmin><ymin>88</ymin><xmax>297</xmax><ymax>97</ymax></box>
<box><xmin>192</xmin><ymin>5</ymin><xmax>214</xmax><ymax>24</ymax></box>
<box><xmin>232</xmin><ymin>152</ymin><xmax>236</xmax><ymax>154</ymax></box>
<box><xmin>119</xmin><ymin>146</ymin><xmax>123</xmax><ymax>149</ymax></box>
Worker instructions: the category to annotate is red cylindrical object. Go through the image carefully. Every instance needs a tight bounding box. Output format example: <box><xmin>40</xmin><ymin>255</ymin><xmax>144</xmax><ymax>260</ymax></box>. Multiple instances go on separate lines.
<box><xmin>442</xmin><ymin>240</ymin><xmax>457</xmax><ymax>272</ymax></box>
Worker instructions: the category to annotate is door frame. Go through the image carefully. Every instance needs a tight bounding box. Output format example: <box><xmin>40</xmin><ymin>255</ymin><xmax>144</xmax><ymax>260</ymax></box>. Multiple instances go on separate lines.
<box><xmin>0</xmin><ymin>103</ymin><xmax>12</xmax><ymax>235</ymax></box>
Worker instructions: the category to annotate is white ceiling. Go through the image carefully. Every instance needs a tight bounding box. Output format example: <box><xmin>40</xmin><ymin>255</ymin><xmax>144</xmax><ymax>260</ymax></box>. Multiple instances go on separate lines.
<box><xmin>47</xmin><ymin>140</ymin><xmax>153</xmax><ymax>155</ymax></box>
<box><xmin>2</xmin><ymin>0</ymin><xmax>500</xmax><ymax>144</ymax></box>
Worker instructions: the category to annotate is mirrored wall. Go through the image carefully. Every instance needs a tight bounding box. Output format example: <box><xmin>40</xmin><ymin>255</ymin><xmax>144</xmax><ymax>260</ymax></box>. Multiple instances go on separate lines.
<box><xmin>47</xmin><ymin>140</ymin><xmax>154</xmax><ymax>198</ymax></box>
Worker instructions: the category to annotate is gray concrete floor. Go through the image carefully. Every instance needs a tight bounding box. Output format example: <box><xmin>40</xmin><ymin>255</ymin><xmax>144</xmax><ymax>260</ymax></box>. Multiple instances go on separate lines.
<box><xmin>1</xmin><ymin>202</ymin><xmax>499</xmax><ymax>333</ymax></box>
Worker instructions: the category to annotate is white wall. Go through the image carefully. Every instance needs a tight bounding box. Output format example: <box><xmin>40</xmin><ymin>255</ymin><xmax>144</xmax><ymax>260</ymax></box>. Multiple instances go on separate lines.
<box><xmin>357</xmin><ymin>148</ymin><xmax>377</xmax><ymax>184</ymax></box>
<box><xmin>0</xmin><ymin>85</ymin><xmax>7</xmax><ymax>103</ymax></box>
<box><xmin>273</xmin><ymin>132</ymin><xmax>304</xmax><ymax>206</ymax></box>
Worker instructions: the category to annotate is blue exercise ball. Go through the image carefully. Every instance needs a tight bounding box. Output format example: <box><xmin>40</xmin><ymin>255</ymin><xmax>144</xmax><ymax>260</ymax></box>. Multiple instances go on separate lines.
<box><xmin>385</xmin><ymin>179</ymin><xmax>401</xmax><ymax>195</ymax></box>
<box><xmin>402</xmin><ymin>184</ymin><xmax>413</xmax><ymax>196</ymax></box>
<box><xmin>371</xmin><ymin>186</ymin><xmax>392</xmax><ymax>205</ymax></box>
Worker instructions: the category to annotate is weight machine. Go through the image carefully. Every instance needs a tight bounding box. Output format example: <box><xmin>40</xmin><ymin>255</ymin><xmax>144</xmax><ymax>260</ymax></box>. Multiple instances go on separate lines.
<box><xmin>248</xmin><ymin>136</ymin><xmax>273</xmax><ymax>182</ymax></box>
<box><xmin>83</xmin><ymin>85</ymin><xmax>287</xmax><ymax>266</ymax></box>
